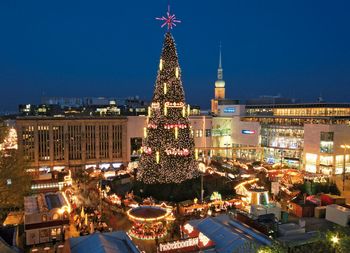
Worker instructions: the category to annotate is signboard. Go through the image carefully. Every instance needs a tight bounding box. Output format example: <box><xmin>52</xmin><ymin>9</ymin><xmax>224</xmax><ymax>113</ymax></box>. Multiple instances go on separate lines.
<box><xmin>223</xmin><ymin>107</ymin><xmax>236</xmax><ymax>113</ymax></box>
<box><xmin>242</xmin><ymin>130</ymin><xmax>255</xmax><ymax>134</ymax></box>
<box><xmin>159</xmin><ymin>238</ymin><xmax>199</xmax><ymax>252</ymax></box>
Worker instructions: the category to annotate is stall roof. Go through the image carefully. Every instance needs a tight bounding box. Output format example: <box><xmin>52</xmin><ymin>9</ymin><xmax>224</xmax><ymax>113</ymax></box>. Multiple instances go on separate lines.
<box><xmin>69</xmin><ymin>231</ymin><xmax>139</xmax><ymax>253</ymax></box>
<box><xmin>188</xmin><ymin>215</ymin><xmax>271</xmax><ymax>253</ymax></box>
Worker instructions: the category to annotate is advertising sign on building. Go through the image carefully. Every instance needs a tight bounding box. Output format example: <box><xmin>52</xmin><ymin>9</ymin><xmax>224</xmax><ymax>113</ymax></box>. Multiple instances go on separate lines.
<box><xmin>159</xmin><ymin>238</ymin><xmax>199</xmax><ymax>252</ymax></box>
<box><xmin>242</xmin><ymin>130</ymin><xmax>256</xmax><ymax>134</ymax></box>
<box><xmin>223</xmin><ymin>107</ymin><xmax>236</xmax><ymax>113</ymax></box>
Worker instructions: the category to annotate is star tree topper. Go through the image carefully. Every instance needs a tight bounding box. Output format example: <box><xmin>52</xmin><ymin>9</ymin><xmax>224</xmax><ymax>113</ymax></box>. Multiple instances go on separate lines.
<box><xmin>156</xmin><ymin>5</ymin><xmax>181</xmax><ymax>30</ymax></box>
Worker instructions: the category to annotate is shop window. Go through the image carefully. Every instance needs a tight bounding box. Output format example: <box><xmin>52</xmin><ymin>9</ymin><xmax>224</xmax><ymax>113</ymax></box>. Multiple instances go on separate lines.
<box><xmin>51</xmin><ymin>228</ymin><xmax>61</xmax><ymax>237</ymax></box>
<box><xmin>320</xmin><ymin>141</ymin><xmax>334</xmax><ymax>153</ymax></box>
<box><xmin>320</xmin><ymin>156</ymin><xmax>333</xmax><ymax>166</ymax></box>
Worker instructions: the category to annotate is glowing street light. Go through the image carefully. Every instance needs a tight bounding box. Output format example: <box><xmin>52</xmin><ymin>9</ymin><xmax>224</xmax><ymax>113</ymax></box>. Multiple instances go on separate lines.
<box><xmin>331</xmin><ymin>235</ymin><xmax>339</xmax><ymax>244</ymax></box>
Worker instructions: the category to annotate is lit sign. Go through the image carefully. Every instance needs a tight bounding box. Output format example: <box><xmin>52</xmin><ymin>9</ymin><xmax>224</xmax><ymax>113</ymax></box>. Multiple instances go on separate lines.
<box><xmin>223</xmin><ymin>107</ymin><xmax>236</xmax><ymax>113</ymax></box>
<box><xmin>159</xmin><ymin>238</ymin><xmax>199</xmax><ymax>252</ymax></box>
<box><xmin>242</xmin><ymin>130</ymin><xmax>255</xmax><ymax>134</ymax></box>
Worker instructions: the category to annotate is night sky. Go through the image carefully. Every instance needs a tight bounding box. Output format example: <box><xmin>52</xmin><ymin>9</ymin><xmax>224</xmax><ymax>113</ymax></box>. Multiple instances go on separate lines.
<box><xmin>1</xmin><ymin>0</ymin><xmax>350</xmax><ymax>112</ymax></box>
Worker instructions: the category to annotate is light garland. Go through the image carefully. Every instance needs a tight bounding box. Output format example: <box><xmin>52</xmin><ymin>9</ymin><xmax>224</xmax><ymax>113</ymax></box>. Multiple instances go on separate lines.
<box><xmin>148</xmin><ymin>123</ymin><xmax>157</xmax><ymax>129</ymax></box>
<box><xmin>164</xmin><ymin>124</ymin><xmax>187</xmax><ymax>129</ymax></box>
<box><xmin>175</xmin><ymin>67</ymin><xmax>179</xmax><ymax>78</ymax></box>
<box><xmin>143</xmin><ymin>127</ymin><xmax>147</xmax><ymax>138</ymax></box>
<box><xmin>148</xmin><ymin>106</ymin><xmax>151</xmax><ymax>117</ymax></box>
<box><xmin>165</xmin><ymin>101</ymin><xmax>185</xmax><ymax>108</ymax></box>
<box><xmin>182</xmin><ymin>106</ymin><xmax>186</xmax><ymax>117</ymax></box>
<box><xmin>164</xmin><ymin>82</ymin><xmax>167</xmax><ymax>94</ymax></box>
<box><xmin>165</xmin><ymin>148</ymin><xmax>189</xmax><ymax>156</ymax></box>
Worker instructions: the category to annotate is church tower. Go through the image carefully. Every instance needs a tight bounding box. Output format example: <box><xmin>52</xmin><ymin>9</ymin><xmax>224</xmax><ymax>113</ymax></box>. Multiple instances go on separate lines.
<box><xmin>211</xmin><ymin>45</ymin><xmax>226</xmax><ymax>114</ymax></box>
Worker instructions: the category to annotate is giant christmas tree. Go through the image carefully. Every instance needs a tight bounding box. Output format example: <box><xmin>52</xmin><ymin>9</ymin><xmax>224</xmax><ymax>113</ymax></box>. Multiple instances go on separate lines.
<box><xmin>137</xmin><ymin>32</ymin><xmax>199</xmax><ymax>184</ymax></box>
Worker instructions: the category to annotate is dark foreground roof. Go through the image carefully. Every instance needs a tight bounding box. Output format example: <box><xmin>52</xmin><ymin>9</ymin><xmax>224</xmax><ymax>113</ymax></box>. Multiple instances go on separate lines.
<box><xmin>69</xmin><ymin>231</ymin><xmax>139</xmax><ymax>253</ymax></box>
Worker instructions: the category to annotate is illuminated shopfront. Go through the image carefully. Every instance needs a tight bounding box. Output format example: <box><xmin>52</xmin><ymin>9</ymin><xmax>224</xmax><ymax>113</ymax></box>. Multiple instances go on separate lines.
<box><xmin>305</xmin><ymin>153</ymin><xmax>317</xmax><ymax>173</ymax></box>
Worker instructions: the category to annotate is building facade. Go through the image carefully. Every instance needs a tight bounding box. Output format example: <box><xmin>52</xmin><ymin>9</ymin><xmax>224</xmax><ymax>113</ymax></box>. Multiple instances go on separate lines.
<box><xmin>16</xmin><ymin>117</ymin><xmax>128</xmax><ymax>171</ymax></box>
<box><xmin>242</xmin><ymin>103</ymin><xmax>350</xmax><ymax>173</ymax></box>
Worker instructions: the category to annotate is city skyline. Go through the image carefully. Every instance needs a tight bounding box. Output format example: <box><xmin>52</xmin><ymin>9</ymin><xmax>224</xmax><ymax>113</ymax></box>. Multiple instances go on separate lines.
<box><xmin>1</xmin><ymin>0</ymin><xmax>350</xmax><ymax>112</ymax></box>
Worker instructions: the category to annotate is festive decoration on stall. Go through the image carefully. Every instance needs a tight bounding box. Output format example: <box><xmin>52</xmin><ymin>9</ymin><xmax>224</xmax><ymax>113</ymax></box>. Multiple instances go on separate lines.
<box><xmin>210</xmin><ymin>192</ymin><xmax>222</xmax><ymax>201</ymax></box>
<box><xmin>127</xmin><ymin>205</ymin><xmax>173</xmax><ymax>240</ymax></box>
<box><xmin>144</xmin><ymin>127</ymin><xmax>147</xmax><ymax>138</ymax></box>
<box><xmin>137</xmin><ymin>31</ymin><xmax>198</xmax><ymax>184</ymax></box>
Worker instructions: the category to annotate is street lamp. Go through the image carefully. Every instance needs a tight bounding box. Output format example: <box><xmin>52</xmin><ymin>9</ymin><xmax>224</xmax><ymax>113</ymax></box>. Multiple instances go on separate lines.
<box><xmin>340</xmin><ymin>144</ymin><xmax>350</xmax><ymax>192</ymax></box>
<box><xmin>331</xmin><ymin>235</ymin><xmax>339</xmax><ymax>244</ymax></box>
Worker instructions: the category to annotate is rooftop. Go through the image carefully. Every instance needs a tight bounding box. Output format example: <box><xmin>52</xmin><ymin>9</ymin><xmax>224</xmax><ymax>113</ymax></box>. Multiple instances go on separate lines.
<box><xmin>24</xmin><ymin>192</ymin><xmax>68</xmax><ymax>214</ymax></box>
<box><xmin>69</xmin><ymin>231</ymin><xmax>140</xmax><ymax>253</ymax></box>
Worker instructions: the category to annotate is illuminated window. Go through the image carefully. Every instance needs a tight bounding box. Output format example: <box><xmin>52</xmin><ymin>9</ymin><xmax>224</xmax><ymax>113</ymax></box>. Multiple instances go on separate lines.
<box><xmin>52</xmin><ymin>213</ymin><xmax>59</xmax><ymax>220</ymax></box>
<box><xmin>305</xmin><ymin>153</ymin><xmax>317</xmax><ymax>173</ymax></box>
<box><xmin>51</xmin><ymin>228</ymin><xmax>61</xmax><ymax>237</ymax></box>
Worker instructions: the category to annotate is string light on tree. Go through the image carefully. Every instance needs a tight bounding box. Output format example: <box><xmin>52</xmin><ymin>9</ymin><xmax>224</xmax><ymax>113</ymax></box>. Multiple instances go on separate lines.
<box><xmin>164</xmin><ymin>83</ymin><xmax>167</xmax><ymax>94</ymax></box>
<box><xmin>137</xmin><ymin>5</ymin><xmax>198</xmax><ymax>184</ymax></box>
<box><xmin>174</xmin><ymin>126</ymin><xmax>178</xmax><ymax>139</ymax></box>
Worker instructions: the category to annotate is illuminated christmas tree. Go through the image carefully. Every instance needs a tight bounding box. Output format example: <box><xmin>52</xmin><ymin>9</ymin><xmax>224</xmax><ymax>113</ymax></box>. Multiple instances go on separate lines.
<box><xmin>137</xmin><ymin>31</ymin><xmax>199</xmax><ymax>184</ymax></box>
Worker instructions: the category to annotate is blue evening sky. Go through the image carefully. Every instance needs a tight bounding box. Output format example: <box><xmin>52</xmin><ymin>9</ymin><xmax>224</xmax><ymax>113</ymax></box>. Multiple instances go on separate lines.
<box><xmin>0</xmin><ymin>0</ymin><xmax>349</xmax><ymax>111</ymax></box>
